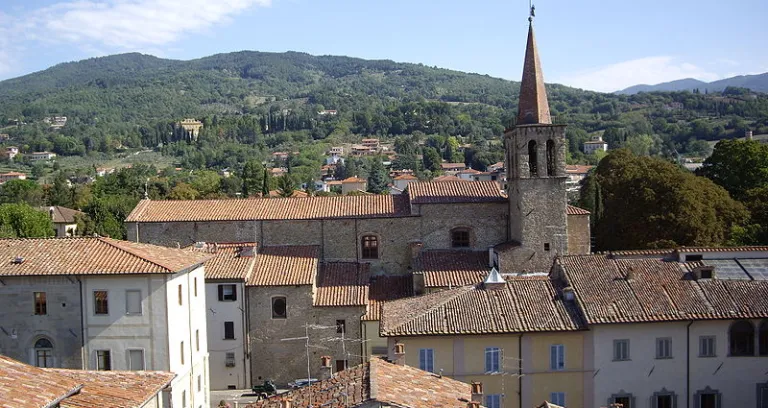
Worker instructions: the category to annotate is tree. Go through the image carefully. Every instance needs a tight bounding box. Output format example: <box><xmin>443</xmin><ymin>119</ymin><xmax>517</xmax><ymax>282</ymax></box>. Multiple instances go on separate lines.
<box><xmin>276</xmin><ymin>174</ymin><xmax>296</xmax><ymax>197</ymax></box>
<box><xmin>422</xmin><ymin>147</ymin><xmax>442</xmax><ymax>172</ymax></box>
<box><xmin>366</xmin><ymin>157</ymin><xmax>389</xmax><ymax>194</ymax></box>
<box><xmin>698</xmin><ymin>139</ymin><xmax>768</xmax><ymax>201</ymax></box>
<box><xmin>591</xmin><ymin>149</ymin><xmax>748</xmax><ymax>250</ymax></box>
<box><xmin>190</xmin><ymin>170</ymin><xmax>221</xmax><ymax>198</ymax></box>
<box><xmin>241</xmin><ymin>160</ymin><xmax>264</xmax><ymax>197</ymax></box>
<box><xmin>48</xmin><ymin>172</ymin><xmax>74</xmax><ymax>207</ymax></box>
<box><xmin>0</xmin><ymin>204</ymin><xmax>54</xmax><ymax>238</ymax></box>
<box><xmin>168</xmin><ymin>182</ymin><xmax>199</xmax><ymax>200</ymax></box>
<box><xmin>0</xmin><ymin>179</ymin><xmax>44</xmax><ymax>206</ymax></box>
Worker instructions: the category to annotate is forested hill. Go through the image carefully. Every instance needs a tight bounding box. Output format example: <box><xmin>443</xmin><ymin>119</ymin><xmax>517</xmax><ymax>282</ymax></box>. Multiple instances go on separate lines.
<box><xmin>0</xmin><ymin>51</ymin><xmax>767</xmax><ymax>173</ymax></box>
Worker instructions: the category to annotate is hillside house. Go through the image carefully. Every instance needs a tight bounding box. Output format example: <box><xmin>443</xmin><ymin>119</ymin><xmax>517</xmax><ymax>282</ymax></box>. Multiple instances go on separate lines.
<box><xmin>0</xmin><ymin>171</ymin><xmax>26</xmax><ymax>183</ymax></box>
<box><xmin>583</xmin><ymin>135</ymin><xmax>608</xmax><ymax>154</ymax></box>
<box><xmin>29</xmin><ymin>151</ymin><xmax>57</xmax><ymax>162</ymax></box>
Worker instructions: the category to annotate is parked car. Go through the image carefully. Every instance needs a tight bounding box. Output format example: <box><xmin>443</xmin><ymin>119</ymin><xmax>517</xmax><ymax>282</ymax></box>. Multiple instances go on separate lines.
<box><xmin>288</xmin><ymin>378</ymin><xmax>319</xmax><ymax>389</ymax></box>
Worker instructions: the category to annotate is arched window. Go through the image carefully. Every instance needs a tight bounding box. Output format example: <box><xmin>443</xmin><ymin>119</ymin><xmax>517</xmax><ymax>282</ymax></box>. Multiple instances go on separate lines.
<box><xmin>546</xmin><ymin>140</ymin><xmax>556</xmax><ymax>176</ymax></box>
<box><xmin>272</xmin><ymin>296</ymin><xmax>287</xmax><ymax>319</ymax></box>
<box><xmin>34</xmin><ymin>338</ymin><xmax>53</xmax><ymax>368</ymax></box>
<box><xmin>361</xmin><ymin>235</ymin><xmax>379</xmax><ymax>259</ymax></box>
<box><xmin>759</xmin><ymin>320</ymin><xmax>768</xmax><ymax>356</ymax></box>
<box><xmin>527</xmin><ymin>140</ymin><xmax>538</xmax><ymax>177</ymax></box>
<box><xmin>451</xmin><ymin>228</ymin><xmax>471</xmax><ymax>248</ymax></box>
<box><xmin>729</xmin><ymin>320</ymin><xmax>755</xmax><ymax>356</ymax></box>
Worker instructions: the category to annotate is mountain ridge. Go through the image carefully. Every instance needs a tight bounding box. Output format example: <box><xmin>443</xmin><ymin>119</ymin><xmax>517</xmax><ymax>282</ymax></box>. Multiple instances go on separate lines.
<box><xmin>617</xmin><ymin>72</ymin><xmax>768</xmax><ymax>94</ymax></box>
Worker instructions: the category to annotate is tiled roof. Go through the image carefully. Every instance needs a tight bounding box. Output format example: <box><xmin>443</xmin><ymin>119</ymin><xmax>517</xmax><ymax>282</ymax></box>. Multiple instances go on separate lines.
<box><xmin>557</xmin><ymin>254</ymin><xmax>768</xmax><ymax>324</ymax></box>
<box><xmin>566</xmin><ymin>205</ymin><xmax>590</xmax><ymax>215</ymax></box>
<box><xmin>49</xmin><ymin>369</ymin><xmax>175</xmax><ymax>408</ymax></box>
<box><xmin>36</xmin><ymin>206</ymin><xmax>85</xmax><ymax>223</ymax></box>
<box><xmin>676</xmin><ymin>246</ymin><xmax>768</xmax><ymax>253</ymax></box>
<box><xmin>457</xmin><ymin>168</ymin><xmax>481</xmax><ymax>174</ymax></box>
<box><xmin>380</xmin><ymin>278</ymin><xmax>586</xmax><ymax>336</ymax></box>
<box><xmin>364</xmin><ymin>275</ymin><xmax>414</xmax><ymax>321</ymax></box>
<box><xmin>431</xmin><ymin>175</ymin><xmax>464</xmax><ymax>182</ymax></box>
<box><xmin>314</xmin><ymin>263</ymin><xmax>370</xmax><ymax>307</ymax></box>
<box><xmin>440</xmin><ymin>163</ymin><xmax>467</xmax><ymax>169</ymax></box>
<box><xmin>0</xmin><ymin>237</ymin><xmax>210</xmax><ymax>277</ymax></box>
<box><xmin>126</xmin><ymin>195</ymin><xmax>411</xmax><ymax>222</ymax></box>
<box><xmin>245</xmin><ymin>358</ymin><xmax>472</xmax><ymax>408</ymax></box>
<box><xmin>417</xmin><ymin>250</ymin><xmax>490</xmax><ymax>288</ymax></box>
<box><xmin>342</xmin><ymin>177</ymin><xmax>367</xmax><ymax>183</ymax></box>
<box><xmin>188</xmin><ymin>243</ymin><xmax>257</xmax><ymax>280</ymax></box>
<box><xmin>247</xmin><ymin>246</ymin><xmax>319</xmax><ymax>286</ymax></box>
<box><xmin>565</xmin><ymin>165</ymin><xmax>594</xmax><ymax>174</ymax></box>
<box><xmin>0</xmin><ymin>354</ymin><xmax>82</xmax><ymax>408</ymax></box>
<box><xmin>394</xmin><ymin>174</ymin><xmax>418</xmax><ymax>180</ymax></box>
<box><xmin>267</xmin><ymin>190</ymin><xmax>308</xmax><ymax>198</ymax></box>
<box><xmin>408</xmin><ymin>181</ymin><xmax>506</xmax><ymax>204</ymax></box>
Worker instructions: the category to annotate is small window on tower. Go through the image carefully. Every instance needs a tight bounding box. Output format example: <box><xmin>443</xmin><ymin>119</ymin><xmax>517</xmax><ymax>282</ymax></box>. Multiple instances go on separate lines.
<box><xmin>546</xmin><ymin>139</ymin><xmax>555</xmax><ymax>176</ymax></box>
<box><xmin>528</xmin><ymin>140</ymin><xmax>538</xmax><ymax>176</ymax></box>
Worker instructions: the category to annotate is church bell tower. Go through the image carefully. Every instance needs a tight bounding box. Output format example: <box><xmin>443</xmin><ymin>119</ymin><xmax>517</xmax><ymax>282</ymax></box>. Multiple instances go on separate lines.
<box><xmin>504</xmin><ymin>9</ymin><xmax>568</xmax><ymax>272</ymax></box>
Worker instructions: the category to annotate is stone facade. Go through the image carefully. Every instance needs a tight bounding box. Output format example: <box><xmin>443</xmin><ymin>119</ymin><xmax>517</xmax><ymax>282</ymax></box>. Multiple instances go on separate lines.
<box><xmin>566</xmin><ymin>213</ymin><xmax>591</xmax><ymax>255</ymax></box>
<box><xmin>0</xmin><ymin>276</ymin><xmax>83</xmax><ymax>369</ymax></box>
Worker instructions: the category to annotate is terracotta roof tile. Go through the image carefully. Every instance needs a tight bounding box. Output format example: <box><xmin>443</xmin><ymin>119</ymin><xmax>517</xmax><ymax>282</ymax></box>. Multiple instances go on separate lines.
<box><xmin>364</xmin><ymin>275</ymin><xmax>414</xmax><ymax>321</ymax></box>
<box><xmin>440</xmin><ymin>163</ymin><xmax>467</xmax><ymax>170</ymax></box>
<box><xmin>676</xmin><ymin>246</ymin><xmax>768</xmax><ymax>253</ymax></box>
<box><xmin>566</xmin><ymin>205</ymin><xmax>590</xmax><ymax>215</ymax></box>
<box><xmin>408</xmin><ymin>181</ymin><xmax>506</xmax><ymax>204</ymax></box>
<box><xmin>314</xmin><ymin>263</ymin><xmax>370</xmax><ymax>307</ymax></box>
<box><xmin>431</xmin><ymin>175</ymin><xmax>464</xmax><ymax>182</ymax></box>
<box><xmin>246</xmin><ymin>358</ymin><xmax>472</xmax><ymax>408</ymax></box>
<box><xmin>417</xmin><ymin>250</ymin><xmax>489</xmax><ymax>288</ymax></box>
<box><xmin>0</xmin><ymin>237</ymin><xmax>210</xmax><ymax>276</ymax></box>
<box><xmin>126</xmin><ymin>195</ymin><xmax>411</xmax><ymax>222</ymax></box>
<box><xmin>50</xmin><ymin>369</ymin><xmax>175</xmax><ymax>408</ymax></box>
<box><xmin>557</xmin><ymin>254</ymin><xmax>768</xmax><ymax>324</ymax></box>
<box><xmin>247</xmin><ymin>246</ymin><xmax>319</xmax><ymax>286</ymax></box>
<box><xmin>394</xmin><ymin>174</ymin><xmax>418</xmax><ymax>180</ymax></box>
<box><xmin>188</xmin><ymin>242</ymin><xmax>257</xmax><ymax>280</ymax></box>
<box><xmin>342</xmin><ymin>177</ymin><xmax>367</xmax><ymax>183</ymax></box>
<box><xmin>380</xmin><ymin>279</ymin><xmax>585</xmax><ymax>336</ymax></box>
<box><xmin>0</xmin><ymin>355</ymin><xmax>82</xmax><ymax>408</ymax></box>
<box><xmin>565</xmin><ymin>165</ymin><xmax>594</xmax><ymax>174</ymax></box>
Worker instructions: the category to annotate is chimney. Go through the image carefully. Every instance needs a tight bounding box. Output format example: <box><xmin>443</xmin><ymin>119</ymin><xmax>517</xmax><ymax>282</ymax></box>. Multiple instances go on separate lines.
<box><xmin>280</xmin><ymin>399</ymin><xmax>292</xmax><ymax>408</ymax></box>
<box><xmin>470</xmin><ymin>382</ymin><xmax>483</xmax><ymax>404</ymax></box>
<box><xmin>48</xmin><ymin>207</ymin><xmax>55</xmax><ymax>220</ymax></box>
<box><xmin>625</xmin><ymin>266</ymin><xmax>635</xmax><ymax>281</ymax></box>
<box><xmin>562</xmin><ymin>286</ymin><xmax>575</xmax><ymax>302</ymax></box>
<box><xmin>393</xmin><ymin>342</ymin><xmax>405</xmax><ymax>366</ymax></box>
<box><xmin>320</xmin><ymin>355</ymin><xmax>332</xmax><ymax>380</ymax></box>
<box><xmin>746</xmin><ymin>130</ymin><xmax>754</xmax><ymax>140</ymax></box>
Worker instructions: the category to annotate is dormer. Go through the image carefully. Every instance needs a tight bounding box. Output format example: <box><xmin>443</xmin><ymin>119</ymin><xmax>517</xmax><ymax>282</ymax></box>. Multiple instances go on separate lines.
<box><xmin>692</xmin><ymin>265</ymin><xmax>715</xmax><ymax>280</ymax></box>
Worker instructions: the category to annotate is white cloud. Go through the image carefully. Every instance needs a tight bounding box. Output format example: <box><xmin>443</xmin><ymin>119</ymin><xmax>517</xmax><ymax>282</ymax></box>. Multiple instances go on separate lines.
<box><xmin>553</xmin><ymin>56</ymin><xmax>721</xmax><ymax>93</ymax></box>
<box><xmin>0</xmin><ymin>0</ymin><xmax>272</xmax><ymax>78</ymax></box>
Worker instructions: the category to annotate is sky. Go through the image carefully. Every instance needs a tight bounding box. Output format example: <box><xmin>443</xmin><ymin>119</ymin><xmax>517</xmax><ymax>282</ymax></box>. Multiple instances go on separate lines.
<box><xmin>0</xmin><ymin>0</ymin><xmax>766</xmax><ymax>92</ymax></box>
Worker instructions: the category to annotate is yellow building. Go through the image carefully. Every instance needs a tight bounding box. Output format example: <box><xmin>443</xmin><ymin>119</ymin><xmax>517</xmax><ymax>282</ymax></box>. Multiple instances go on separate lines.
<box><xmin>381</xmin><ymin>269</ymin><xmax>587</xmax><ymax>408</ymax></box>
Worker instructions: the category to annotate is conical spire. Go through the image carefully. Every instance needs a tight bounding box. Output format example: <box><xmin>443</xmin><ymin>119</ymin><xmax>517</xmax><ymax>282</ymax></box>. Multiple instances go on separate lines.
<box><xmin>516</xmin><ymin>21</ymin><xmax>552</xmax><ymax>125</ymax></box>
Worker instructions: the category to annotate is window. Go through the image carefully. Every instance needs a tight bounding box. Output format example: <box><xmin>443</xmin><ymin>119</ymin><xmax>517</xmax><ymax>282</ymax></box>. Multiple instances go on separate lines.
<box><xmin>34</xmin><ymin>338</ymin><xmax>53</xmax><ymax>367</ymax></box>
<box><xmin>699</xmin><ymin>336</ymin><xmax>716</xmax><ymax>357</ymax></box>
<box><xmin>178</xmin><ymin>284</ymin><xmax>183</xmax><ymax>306</ymax></box>
<box><xmin>544</xmin><ymin>242</ymin><xmax>551</xmax><ymax>251</ymax></box>
<box><xmin>180</xmin><ymin>341</ymin><xmax>185</xmax><ymax>365</ymax></box>
<box><xmin>694</xmin><ymin>387</ymin><xmax>720</xmax><ymax>408</ymax></box>
<box><xmin>197</xmin><ymin>375</ymin><xmax>201</xmax><ymax>392</ymax></box>
<box><xmin>361</xmin><ymin>235</ymin><xmax>379</xmax><ymax>259</ymax></box>
<box><xmin>757</xmin><ymin>382</ymin><xmax>768</xmax><ymax>408</ymax></box>
<box><xmin>656</xmin><ymin>337</ymin><xmax>672</xmax><ymax>359</ymax></box>
<box><xmin>193</xmin><ymin>278</ymin><xmax>198</xmax><ymax>297</ymax></box>
<box><xmin>34</xmin><ymin>292</ymin><xmax>47</xmax><ymax>315</ymax></box>
<box><xmin>485</xmin><ymin>347</ymin><xmax>501</xmax><ymax>373</ymax></box>
<box><xmin>225</xmin><ymin>352</ymin><xmax>236</xmax><ymax>367</ymax></box>
<box><xmin>419</xmin><ymin>348</ymin><xmax>434</xmax><ymax>372</ymax></box>
<box><xmin>729</xmin><ymin>320</ymin><xmax>755</xmax><ymax>356</ymax></box>
<box><xmin>550</xmin><ymin>392</ymin><xmax>565</xmax><ymax>406</ymax></box>
<box><xmin>224</xmin><ymin>321</ymin><xmax>235</xmax><ymax>340</ymax></box>
<box><xmin>652</xmin><ymin>389</ymin><xmax>677</xmax><ymax>408</ymax></box>
<box><xmin>760</xmin><ymin>320</ymin><xmax>768</xmax><ymax>356</ymax></box>
<box><xmin>485</xmin><ymin>394</ymin><xmax>502</xmax><ymax>408</ymax></box>
<box><xmin>96</xmin><ymin>350</ymin><xmax>111</xmax><ymax>370</ymax></box>
<box><xmin>272</xmin><ymin>296</ymin><xmax>287</xmax><ymax>319</ymax></box>
<box><xmin>128</xmin><ymin>349</ymin><xmax>144</xmax><ymax>370</ymax></box>
<box><xmin>550</xmin><ymin>344</ymin><xmax>565</xmax><ymax>370</ymax></box>
<box><xmin>451</xmin><ymin>228</ymin><xmax>471</xmax><ymax>248</ymax></box>
<box><xmin>336</xmin><ymin>319</ymin><xmax>346</xmax><ymax>334</ymax></box>
<box><xmin>196</xmin><ymin>330</ymin><xmax>200</xmax><ymax>351</ymax></box>
<box><xmin>182</xmin><ymin>390</ymin><xmax>187</xmax><ymax>408</ymax></box>
<box><xmin>546</xmin><ymin>139</ymin><xmax>556</xmax><ymax>176</ymax></box>
<box><xmin>609</xmin><ymin>392</ymin><xmax>635</xmax><ymax>408</ymax></box>
<box><xmin>126</xmin><ymin>290</ymin><xmax>142</xmax><ymax>315</ymax></box>
<box><xmin>528</xmin><ymin>140</ymin><xmax>538</xmax><ymax>176</ymax></box>
<box><xmin>218</xmin><ymin>284</ymin><xmax>237</xmax><ymax>301</ymax></box>
<box><xmin>335</xmin><ymin>359</ymin><xmax>347</xmax><ymax>372</ymax></box>
<box><xmin>613</xmin><ymin>339</ymin><xmax>630</xmax><ymax>361</ymax></box>
<box><xmin>94</xmin><ymin>290</ymin><xmax>108</xmax><ymax>315</ymax></box>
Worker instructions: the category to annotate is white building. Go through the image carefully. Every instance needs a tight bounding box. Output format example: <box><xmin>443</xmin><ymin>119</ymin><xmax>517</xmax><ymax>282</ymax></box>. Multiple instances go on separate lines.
<box><xmin>0</xmin><ymin>237</ymin><xmax>212</xmax><ymax>408</ymax></box>
<box><xmin>190</xmin><ymin>242</ymin><xmax>256</xmax><ymax>390</ymax></box>
<box><xmin>28</xmin><ymin>151</ymin><xmax>57</xmax><ymax>162</ymax></box>
<box><xmin>555</xmin><ymin>247</ymin><xmax>768</xmax><ymax>408</ymax></box>
<box><xmin>583</xmin><ymin>135</ymin><xmax>608</xmax><ymax>155</ymax></box>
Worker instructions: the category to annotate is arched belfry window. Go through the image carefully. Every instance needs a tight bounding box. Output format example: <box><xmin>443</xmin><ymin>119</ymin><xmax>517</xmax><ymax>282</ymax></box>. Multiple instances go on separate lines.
<box><xmin>729</xmin><ymin>320</ymin><xmax>755</xmax><ymax>356</ymax></box>
<box><xmin>527</xmin><ymin>140</ymin><xmax>538</xmax><ymax>177</ymax></box>
<box><xmin>34</xmin><ymin>338</ymin><xmax>54</xmax><ymax>367</ymax></box>
<box><xmin>546</xmin><ymin>140</ymin><xmax>556</xmax><ymax>176</ymax></box>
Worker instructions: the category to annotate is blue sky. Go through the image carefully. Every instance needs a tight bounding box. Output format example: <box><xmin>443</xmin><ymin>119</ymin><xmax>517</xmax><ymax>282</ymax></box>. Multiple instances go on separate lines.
<box><xmin>0</xmin><ymin>0</ymin><xmax>766</xmax><ymax>92</ymax></box>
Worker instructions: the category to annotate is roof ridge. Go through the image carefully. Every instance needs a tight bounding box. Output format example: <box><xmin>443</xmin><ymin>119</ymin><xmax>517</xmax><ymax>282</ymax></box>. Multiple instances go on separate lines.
<box><xmin>97</xmin><ymin>238</ymin><xmax>177</xmax><ymax>272</ymax></box>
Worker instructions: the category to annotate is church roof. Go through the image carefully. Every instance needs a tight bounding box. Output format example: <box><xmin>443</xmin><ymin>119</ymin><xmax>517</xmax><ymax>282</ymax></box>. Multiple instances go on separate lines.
<box><xmin>516</xmin><ymin>22</ymin><xmax>552</xmax><ymax>125</ymax></box>
<box><xmin>408</xmin><ymin>181</ymin><xmax>506</xmax><ymax>204</ymax></box>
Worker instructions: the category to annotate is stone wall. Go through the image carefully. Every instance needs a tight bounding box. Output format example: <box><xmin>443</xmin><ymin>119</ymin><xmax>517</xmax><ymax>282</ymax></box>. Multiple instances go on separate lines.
<box><xmin>247</xmin><ymin>285</ymin><xmax>365</xmax><ymax>385</ymax></box>
<box><xmin>0</xmin><ymin>276</ymin><xmax>83</xmax><ymax>368</ymax></box>
<box><xmin>414</xmin><ymin>202</ymin><xmax>507</xmax><ymax>250</ymax></box>
<box><xmin>566</xmin><ymin>213</ymin><xmax>591</xmax><ymax>255</ymax></box>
